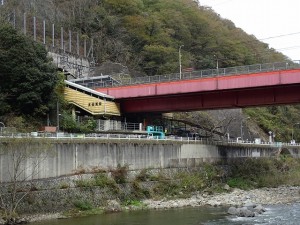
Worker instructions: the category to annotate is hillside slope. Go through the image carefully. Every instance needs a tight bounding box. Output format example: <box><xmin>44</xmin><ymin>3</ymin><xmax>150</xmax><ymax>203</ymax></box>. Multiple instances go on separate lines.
<box><xmin>1</xmin><ymin>0</ymin><xmax>288</xmax><ymax>75</ymax></box>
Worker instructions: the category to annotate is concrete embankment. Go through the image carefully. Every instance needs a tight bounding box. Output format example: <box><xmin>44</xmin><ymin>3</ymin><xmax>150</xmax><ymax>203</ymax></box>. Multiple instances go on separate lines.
<box><xmin>0</xmin><ymin>138</ymin><xmax>292</xmax><ymax>182</ymax></box>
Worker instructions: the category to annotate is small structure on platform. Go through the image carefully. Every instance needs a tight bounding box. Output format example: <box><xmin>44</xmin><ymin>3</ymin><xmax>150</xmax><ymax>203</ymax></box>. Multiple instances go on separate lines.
<box><xmin>39</xmin><ymin>126</ymin><xmax>57</xmax><ymax>133</ymax></box>
<box><xmin>147</xmin><ymin>126</ymin><xmax>165</xmax><ymax>139</ymax></box>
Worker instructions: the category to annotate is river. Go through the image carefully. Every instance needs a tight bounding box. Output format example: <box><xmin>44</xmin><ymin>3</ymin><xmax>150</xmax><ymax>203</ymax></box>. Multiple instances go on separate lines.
<box><xmin>32</xmin><ymin>203</ymin><xmax>300</xmax><ymax>225</ymax></box>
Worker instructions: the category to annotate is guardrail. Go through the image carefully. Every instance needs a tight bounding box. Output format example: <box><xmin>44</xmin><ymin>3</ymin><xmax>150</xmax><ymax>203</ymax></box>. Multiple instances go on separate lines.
<box><xmin>96</xmin><ymin>120</ymin><xmax>142</xmax><ymax>132</ymax></box>
<box><xmin>1</xmin><ymin>132</ymin><xmax>300</xmax><ymax>147</ymax></box>
<box><xmin>89</xmin><ymin>61</ymin><xmax>300</xmax><ymax>89</ymax></box>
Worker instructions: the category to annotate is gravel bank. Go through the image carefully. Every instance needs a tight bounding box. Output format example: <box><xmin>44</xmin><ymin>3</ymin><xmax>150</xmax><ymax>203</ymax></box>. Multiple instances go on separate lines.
<box><xmin>143</xmin><ymin>186</ymin><xmax>300</xmax><ymax>209</ymax></box>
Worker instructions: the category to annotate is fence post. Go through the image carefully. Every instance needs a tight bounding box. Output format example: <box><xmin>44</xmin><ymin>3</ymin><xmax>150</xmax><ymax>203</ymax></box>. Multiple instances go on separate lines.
<box><xmin>61</xmin><ymin>27</ymin><xmax>64</xmax><ymax>50</ymax></box>
<box><xmin>52</xmin><ymin>24</ymin><xmax>55</xmax><ymax>48</ymax></box>
<box><xmin>33</xmin><ymin>16</ymin><xmax>36</xmax><ymax>41</ymax></box>
<box><xmin>23</xmin><ymin>12</ymin><xmax>26</xmax><ymax>35</ymax></box>
<box><xmin>43</xmin><ymin>20</ymin><xmax>46</xmax><ymax>45</ymax></box>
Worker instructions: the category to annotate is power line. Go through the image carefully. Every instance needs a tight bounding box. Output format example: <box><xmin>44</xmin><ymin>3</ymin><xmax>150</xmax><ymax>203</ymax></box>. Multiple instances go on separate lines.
<box><xmin>259</xmin><ymin>31</ymin><xmax>300</xmax><ymax>41</ymax></box>
<box><xmin>212</xmin><ymin>0</ymin><xmax>235</xmax><ymax>7</ymax></box>
<box><xmin>276</xmin><ymin>45</ymin><xmax>300</xmax><ymax>52</ymax></box>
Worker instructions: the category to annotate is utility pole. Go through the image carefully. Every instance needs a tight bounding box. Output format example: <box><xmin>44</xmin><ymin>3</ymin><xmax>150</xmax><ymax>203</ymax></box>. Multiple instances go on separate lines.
<box><xmin>179</xmin><ymin>45</ymin><xmax>184</xmax><ymax>79</ymax></box>
<box><xmin>33</xmin><ymin>16</ymin><xmax>36</xmax><ymax>41</ymax></box>
<box><xmin>52</xmin><ymin>24</ymin><xmax>55</xmax><ymax>48</ymax></box>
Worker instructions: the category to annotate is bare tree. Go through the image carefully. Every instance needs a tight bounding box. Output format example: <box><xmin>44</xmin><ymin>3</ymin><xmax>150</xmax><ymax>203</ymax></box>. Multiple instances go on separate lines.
<box><xmin>173</xmin><ymin>110</ymin><xmax>239</xmax><ymax>140</ymax></box>
<box><xmin>0</xmin><ymin>138</ymin><xmax>53</xmax><ymax>223</ymax></box>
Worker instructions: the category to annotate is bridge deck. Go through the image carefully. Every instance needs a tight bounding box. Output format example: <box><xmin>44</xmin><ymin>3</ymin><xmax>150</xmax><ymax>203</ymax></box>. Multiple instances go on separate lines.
<box><xmin>95</xmin><ymin>68</ymin><xmax>300</xmax><ymax>113</ymax></box>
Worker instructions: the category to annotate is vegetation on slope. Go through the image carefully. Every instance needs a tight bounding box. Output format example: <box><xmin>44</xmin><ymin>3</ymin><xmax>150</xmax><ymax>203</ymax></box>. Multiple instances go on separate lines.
<box><xmin>245</xmin><ymin>106</ymin><xmax>300</xmax><ymax>142</ymax></box>
<box><xmin>0</xmin><ymin>24</ymin><xmax>58</xmax><ymax>130</ymax></box>
<box><xmin>66</xmin><ymin>157</ymin><xmax>300</xmax><ymax>217</ymax></box>
<box><xmin>1</xmin><ymin>0</ymin><xmax>288</xmax><ymax>75</ymax></box>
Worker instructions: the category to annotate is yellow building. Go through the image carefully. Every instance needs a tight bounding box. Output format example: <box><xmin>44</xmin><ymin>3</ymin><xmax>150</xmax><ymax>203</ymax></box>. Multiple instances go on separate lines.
<box><xmin>64</xmin><ymin>80</ymin><xmax>120</xmax><ymax>117</ymax></box>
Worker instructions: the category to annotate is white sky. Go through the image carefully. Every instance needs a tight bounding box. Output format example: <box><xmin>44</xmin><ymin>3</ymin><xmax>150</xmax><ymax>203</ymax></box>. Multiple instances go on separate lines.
<box><xmin>199</xmin><ymin>0</ymin><xmax>300</xmax><ymax>61</ymax></box>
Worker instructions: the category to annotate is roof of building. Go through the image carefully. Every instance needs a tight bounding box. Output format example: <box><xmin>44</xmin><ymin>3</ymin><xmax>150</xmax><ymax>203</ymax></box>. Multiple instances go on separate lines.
<box><xmin>64</xmin><ymin>80</ymin><xmax>115</xmax><ymax>100</ymax></box>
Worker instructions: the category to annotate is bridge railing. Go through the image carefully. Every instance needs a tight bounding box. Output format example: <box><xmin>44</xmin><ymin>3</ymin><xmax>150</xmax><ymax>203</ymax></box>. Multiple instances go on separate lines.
<box><xmin>1</xmin><ymin>132</ymin><xmax>300</xmax><ymax>148</ymax></box>
<box><xmin>96</xmin><ymin>61</ymin><xmax>300</xmax><ymax>88</ymax></box>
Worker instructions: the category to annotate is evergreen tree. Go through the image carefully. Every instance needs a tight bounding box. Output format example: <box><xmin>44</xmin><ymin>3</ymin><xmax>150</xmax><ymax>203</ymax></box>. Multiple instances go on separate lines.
<box><xmin>0</xmin><ymin>24</ymin><xmax>57</xmax><ymax>116</ymax></box>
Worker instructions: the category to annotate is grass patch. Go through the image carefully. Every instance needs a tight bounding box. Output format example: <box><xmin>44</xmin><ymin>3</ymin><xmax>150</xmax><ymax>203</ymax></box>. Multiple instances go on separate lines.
<box><xmin>59</xmin><ymin>182</ymin><xmax>70</xmax><ymax>189</ymax></box>
<box><xmin>73</xmin><ymin>200</ymin><xmax>93</xmax><ymax>211</ymax></box>
<box><xmin>64</xmin><ymin>207</ymin><xmax>104</xmax><ymax>218</ymax></box>
<box><xmin>75</xmin><ymin>179</ymin><xmax>95</xmax><ymax>188</ymax></box>
<box><xmin>123</xmin><ymin>199</ymin><xmax>145</xmax><ymax>207</ymax></box>
<box><xmin>227</xmin><ymin>177</ymin><xmax>254</xmax><ymax>190</ymax></box>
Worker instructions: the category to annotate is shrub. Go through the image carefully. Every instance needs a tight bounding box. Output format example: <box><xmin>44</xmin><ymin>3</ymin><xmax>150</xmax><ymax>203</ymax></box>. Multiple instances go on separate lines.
<box><xmin>111</xmin><ymin>164</ymin><xmax>129</xmax><ymax>184</ymax></box>
<box><xmin>153</xmin><ymin>180</ymin><xmax>180</xmax><ymax>197</ymax></box>
<box><xmin>73</xmin><ymin>200</ymin><xmax>93</xmax><ymax>211</ymax></box>
<box><xmin>94</xmin><ymin>174</ymin><xmax>112</xmax><ymax>186</ymax></box>
<box><xmin>94</xmin><ymin>173</ymin><xmax>120</xmax><ymax>194</ymax></box>
<box><xmin>177</xmin><ymin>172</ymin><xmax>205</xmax><ymax>192</ymax></box>
<box><xmin>131</xmin><ymin>180</ymin><xmax>151</xmax><ymax>199</ymax></box>
<box><xmin>59</xmin><ymin>182</ymin><xmax>70</xmax><ymax>189</ymax></box>
<box><xmin>135</xmin><ymin>169</ymin><xmax>151</xmax><ymax>182</ymax></box>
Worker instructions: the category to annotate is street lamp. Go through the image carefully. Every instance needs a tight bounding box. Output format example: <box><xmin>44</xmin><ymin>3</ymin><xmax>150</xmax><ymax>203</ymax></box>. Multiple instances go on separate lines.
<box><xmin>292</xmin><ymin>122</ymin><xmax>300</xmax><ymax>141</ymax></box>
<box><xmin>214</xmin><ymin>54</ymin><xmax>219</xmax><ymax>70</ymax></box>
<box><xmin>179</xmin><ymin>45</ymin><xmax>184</xmax><ymax>79</ymax></box>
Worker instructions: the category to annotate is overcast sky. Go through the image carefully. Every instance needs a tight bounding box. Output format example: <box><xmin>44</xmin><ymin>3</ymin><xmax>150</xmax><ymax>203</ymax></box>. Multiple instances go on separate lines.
<box><xmin>199</xmin><ymin>0</ymin><xmax>300</xmax><ymax>61</ymax></box>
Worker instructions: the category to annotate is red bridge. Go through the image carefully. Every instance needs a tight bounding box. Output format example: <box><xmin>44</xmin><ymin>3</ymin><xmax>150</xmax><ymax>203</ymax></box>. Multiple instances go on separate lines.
<box><xmin>95</xmin><ymin>62</ymin><xmax>300</xmax><ymax>114</ymax></box>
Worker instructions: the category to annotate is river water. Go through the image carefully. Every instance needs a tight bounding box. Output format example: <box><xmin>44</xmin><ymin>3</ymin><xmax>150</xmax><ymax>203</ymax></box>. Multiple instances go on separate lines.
<box><xmin>32</xmin><ymin>203</ymin><xmax>300</xmax><ymax>225</ymax></box>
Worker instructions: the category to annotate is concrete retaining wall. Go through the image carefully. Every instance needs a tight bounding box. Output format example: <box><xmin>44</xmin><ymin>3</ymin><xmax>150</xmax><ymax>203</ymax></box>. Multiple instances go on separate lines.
<box><xmin>0</xmin><ymin>139</ymin><xmax>285</xmax><ymax>182</ymax></box>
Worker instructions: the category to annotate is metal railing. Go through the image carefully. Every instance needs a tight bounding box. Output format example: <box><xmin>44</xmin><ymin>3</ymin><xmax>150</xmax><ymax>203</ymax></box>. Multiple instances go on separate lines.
<box><xmin>1</xmin><ymin>132</ymin><xmax>300</xmax><ymax>147</ymax></box>
<box><xmin>96</xmin><ymin>120</ymin><xmax>143</xmax><ymax>131</ymax></box>
<box><xmin>88</xmin><ymin>61</ymin><xmax>300</xmax><ymax>89</ymax></box>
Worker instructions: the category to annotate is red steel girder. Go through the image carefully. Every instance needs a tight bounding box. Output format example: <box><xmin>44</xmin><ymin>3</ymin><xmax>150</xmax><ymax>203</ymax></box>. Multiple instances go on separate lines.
<box><xmin>118</xmin><ymin>85</ymin><xmax>300</xmax><ymax>113</ymax></box>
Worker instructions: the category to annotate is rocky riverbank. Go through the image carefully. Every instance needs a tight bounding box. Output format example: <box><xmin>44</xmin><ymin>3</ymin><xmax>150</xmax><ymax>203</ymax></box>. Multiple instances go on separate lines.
<box><xmin>142</xmin><ymin>185</ymin><xmax>300</xmax><ymax>209</ymax></box>
<box><xmin>22</xmin><ymin>185</ymin><xmax>300</xmax><ymax>223</ymax></box>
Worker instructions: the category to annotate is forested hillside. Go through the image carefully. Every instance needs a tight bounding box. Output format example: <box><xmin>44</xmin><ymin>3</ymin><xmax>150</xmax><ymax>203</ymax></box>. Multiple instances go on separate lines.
<box><xmin>1</xmin><ymin>0</ymin><xmax>288</xmax><ymax>75</ymax></box>
<box><xmin>0</xmin><ymin>0</ymin><xmax>299</xmax><ymax>142</ymax></box>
